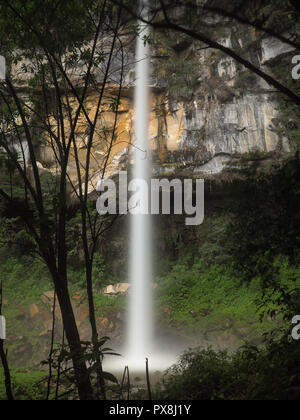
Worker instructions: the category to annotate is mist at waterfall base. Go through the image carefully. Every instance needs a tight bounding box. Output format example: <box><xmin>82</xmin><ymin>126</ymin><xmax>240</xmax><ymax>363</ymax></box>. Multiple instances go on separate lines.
<box><xmin>103</xmin><ymin>8</ymin><xmax>182</xmax><ymax>374</ymax></box>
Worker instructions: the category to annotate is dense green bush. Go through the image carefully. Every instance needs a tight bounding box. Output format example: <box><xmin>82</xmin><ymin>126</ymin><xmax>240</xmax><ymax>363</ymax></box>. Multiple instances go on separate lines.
<box><xmin>155</xmin><ymin>331</ymin><xmax>300</xmax><ymax>400</ymax></box>
<box><xmin>155</xmin><ymin>257</ymin><xmax>295</xmax><ymax>332</ymax></box>
<box><xmin>0</xmin><ymin>370</ymin><xmax>46</xmax><ymax>400</ymax></box>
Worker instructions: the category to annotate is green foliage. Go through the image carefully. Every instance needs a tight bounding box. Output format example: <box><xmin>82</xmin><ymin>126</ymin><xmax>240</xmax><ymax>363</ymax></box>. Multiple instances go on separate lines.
<box><xmin>155</xmin><ymin>329</ymin><xmax>300</xmax><ymax>400</ymax></box>
<box><xmin>257</xmin><ymin>257</ymin><xmax>300</xmax><ymax>319</ymax></box>
<box><xmin>0</xmin><ymin>256</ymin><xmax>50</xmax><ymax>304</ymax></box>
<box><xmin>234</xmin><ymin>69</ymin><xmax>258</xmax><ymax>91</ymax></box>
<box><xmin>225</xmin><ymin>157</ymin><xmax>300</xmax><ymax>297</ymax></box>
<box><xmin>0</xmin><ymin>369</ymin><xmax>46</xmax><ymax>400</ymax></box>
<box><xmin>93</xmin><ymin>293</ymin><xmax>118</xmax><ymax>317</ymax></box>
<box><xmin>154</xmin><ymin>33</ymin><xmax>199</xmax><ymax>101</ymax></box>
<box><xmin>165</xmin><ymin>57</ymin><xmax>199</xmax><ymax>101</ymax></box>
<box><xmin>0</xmin><ymin>0</ymin><xmax>105</xmax><ymax>54</ymax></box>
<box><xmin>39</xmin><ymin>336</ymin><xmax>120</xmax><ymax>400</ymax></box>
<box><xmin>156</xmin><ymin>258</ymin><xmax>272</xmax><ymax>336</ymax></box>
<box><xmin>92</xmin><ymin>254</ymin><xmax>105</xmax><ymax>289</ymax></box>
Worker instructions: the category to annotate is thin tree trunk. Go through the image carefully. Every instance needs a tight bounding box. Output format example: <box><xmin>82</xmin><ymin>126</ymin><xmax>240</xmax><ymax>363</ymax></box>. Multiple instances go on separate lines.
<box><xmin>46</xmin><ymin>291</ymin><xmax>56</xmax><ymax>400</ymax></box>
<box><xmin>55</xmin><ymin>329</ymin><xmax>65</xmax><ymax>400</ymax></box>
<box><xmin>146</xmin><ymin>358</ymin><xmax>152</xmax><ymax>401</ymax></box>
<box><xmin>86</xmin><ymin>264</ymin><xmax>106</xmax><ymax>399</ymax></box>
<box><xmin>120</xmin><ymin>366</ymin><xmax>130</xmax><ymax>400</ymax></box>
<box><xmin>0</xmin><ymin>281</ymin><xmax>13</xmax><ymax>400</ymax></box>
<box><xmin>0</xmin><ymin>340</ymin><xmax>14</xmax><ymax>400</ymax></box>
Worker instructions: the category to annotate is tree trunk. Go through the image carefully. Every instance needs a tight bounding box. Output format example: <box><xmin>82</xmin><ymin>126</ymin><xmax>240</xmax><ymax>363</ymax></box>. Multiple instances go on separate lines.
<box><xmin>0</xmin><ymin>340</ymin><xmax>14</xmax><ymax>400</ymax></box>
<box><xmin>54</xmin><ymin>279</ymin><xmax>94</xmax><ymax>400</ymax></box>
<box><xmin>86</xmin><ymin>264</ymin><xmax>106</xmax><ymax>399</ymax></box>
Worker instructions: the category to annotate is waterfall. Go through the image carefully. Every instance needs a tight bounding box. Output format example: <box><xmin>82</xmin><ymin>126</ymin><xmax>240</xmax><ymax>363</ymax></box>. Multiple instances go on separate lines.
<box><xmin>104</xmin><ymin>0</ymin><xmax>179</xmax><ymax>373</ymax></box>
<box><xmin>126</xmin><ymin>0</ymin><xmax>153</xmax><ymax>366</ymax></box>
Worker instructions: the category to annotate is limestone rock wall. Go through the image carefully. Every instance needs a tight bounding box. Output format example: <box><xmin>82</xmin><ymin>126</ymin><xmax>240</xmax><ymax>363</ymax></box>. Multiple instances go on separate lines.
<box><xmin>34</xmin><ymin>25</ymin><xmax>293</xmax><ymax>188</ymax></box>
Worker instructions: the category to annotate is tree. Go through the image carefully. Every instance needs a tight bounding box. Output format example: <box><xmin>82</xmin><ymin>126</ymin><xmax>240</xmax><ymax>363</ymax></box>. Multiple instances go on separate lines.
<box><xmin>0</xmin><ymin>281</ymin><xmax>14</xmax><ymax>400</ymax></box>
<box><xmin>0</xmin><ymin>0</ymin><xmax>127</xmax><ymax>399</ymax></box>
<box><xmin>112</xmin><ymin>0</ymin><xmax>300</xmax><ymax>107</ymax></box>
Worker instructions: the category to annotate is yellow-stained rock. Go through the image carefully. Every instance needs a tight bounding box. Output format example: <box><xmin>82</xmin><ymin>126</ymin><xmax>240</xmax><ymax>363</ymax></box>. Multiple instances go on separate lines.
<box><xmin>29</xmin><ymin>304</ymin><xmax>40</xmax><ymax>317</ymax></box>
<box><xmin>100</xmin><ymin>317</ymin><xmax>110</xmax><ymax>329</ymax></box>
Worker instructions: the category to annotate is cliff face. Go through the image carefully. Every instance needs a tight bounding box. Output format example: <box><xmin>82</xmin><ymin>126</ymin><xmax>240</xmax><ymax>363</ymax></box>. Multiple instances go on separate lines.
<box><xmin>149</xmin><ymin>26</ymin><xmax>293</xmax><ymax>175</ymax></box>
<box><xmin>32</xmin><ymin>24</ymin><xmax>293</xmax><ymax>188</ymax></box>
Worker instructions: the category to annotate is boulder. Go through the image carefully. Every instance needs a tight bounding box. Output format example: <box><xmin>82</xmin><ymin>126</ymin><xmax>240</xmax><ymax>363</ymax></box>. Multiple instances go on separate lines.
<box><xmin>99</xmin><ymin>317</ymin><xmax>114</xmax><ymax>332</ymax></box>
<box><xmin>29</xmin><ymin>304</ymin><xmax>40</xmax><ymax>317</ymax></box>
<box><xmin>103</xmin><ymin>283</ymin><xmax>130</xmax><ymax>295</ymax></box>
<box><xmin>103</xmin><ymin>285</ymin><xmax>115</xmax><ymax>295</ymax></box>
<box><xmin>114</xmin><ymin>283</ymin><xmax>130</xmax><ymax>294</ymax></box>
<box><xmin>36</xmin><ymin>161</ymin><xmax>52</xmax><ymax>176</ymax></box>
<box><xmin>100</xmin><ymin>317</ymin><xmax>110</xmax><ymax>329</ymax></box>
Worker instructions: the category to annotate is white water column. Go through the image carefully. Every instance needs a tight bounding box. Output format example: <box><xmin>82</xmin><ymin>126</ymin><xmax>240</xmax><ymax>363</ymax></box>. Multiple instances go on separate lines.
<box><xmin>126</xmin><ymin>0</ymin><xmax>153</xmax><ymax>366</ymax></box>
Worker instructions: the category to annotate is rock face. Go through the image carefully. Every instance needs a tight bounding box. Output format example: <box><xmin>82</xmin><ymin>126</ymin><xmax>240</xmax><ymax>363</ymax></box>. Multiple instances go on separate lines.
<box><xmin>188</xmin><ymin>95</ymin><xmax>279</xmax><ymax>154</ymax></box>
<box><xmin>27</xmin><ymin>24</ymin><xmax>292</xmax><ymax>192</ymax></box>
<box><xmin>261</xmin><ymin>36</ymin><xmax>295</xmax><ymax>64</ymax></box>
